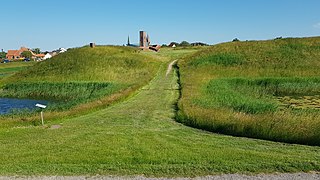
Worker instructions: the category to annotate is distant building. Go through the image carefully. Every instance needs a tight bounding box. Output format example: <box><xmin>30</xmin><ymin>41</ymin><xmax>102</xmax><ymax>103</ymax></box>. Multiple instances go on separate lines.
<box><xmin>43</xmin><ymin>48</ymin><xmax>66</xmax><ymax>60</ymax></box>
<box><xmin>191</xmin><ymin>42</ymin><xmax>208</xmax><ymax>46</ymax></box>
<box><xmin>89</xmin><ymin>43</ymin><xmax>96</xmax><ymax>48</ymax></box>
<box><xmin>139</xmin><ymin>31</ymin><xmax>149</xmax><ymax>48</ymax></box>
<box><xmin>57</xmin><ymin>48</ymin><xmax>67</xmax><ymax>53</ymax></box>
<box><xmin>139</xmin><ymin>31</ymin><xmax>160</xmax><ymax>52</ymax></box>
<box><xmin>43</xmin><ymin>53</ymin><xmax>53</xmax><ymax>60</ymax></box>
<box><xmin>168</xmin><ymin>42</ymin><xmax>179</xmax><ymax>48</ymax></box>
<box><xmin>127</xmin><ymin>36</ymin><xmax>130</xmax><ymax>46</ymax></box>
<box><xmin>35</xmin><ymin>54</ymin><xmax>45</xmax><ymax>59</ymax></box>
<box><xmin>126</xmin><ymin>36</ymin><xmax>138</xmax><ymax>47</ymax></box>
<box><xmin>126</xmin><ymin>31</ymin><xmax>160</xmax><ymax>52</ymax></box>
<box><xmin>6</xmin><ymin>47</ymin><xmax>33</xmax><ymax>60</ymax></box>
<box><xmin>6</xmin><ymin>47</ymin><xmax>51</xmax><ymax>60</ymax></box>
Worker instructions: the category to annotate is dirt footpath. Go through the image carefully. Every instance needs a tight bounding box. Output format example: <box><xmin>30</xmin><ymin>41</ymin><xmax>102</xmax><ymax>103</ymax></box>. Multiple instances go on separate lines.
<box><xmin>166</xmin><ymin>60</ymin><xmax>178</xmax><ymax>76</ymax></box>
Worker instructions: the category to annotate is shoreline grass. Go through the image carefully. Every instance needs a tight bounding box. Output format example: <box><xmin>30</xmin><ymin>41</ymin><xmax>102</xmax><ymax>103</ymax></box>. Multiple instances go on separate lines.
<box><xmin>0</xmin><ymin>46</ymin><xmax>161</xmax><ymax>123</ymax></box>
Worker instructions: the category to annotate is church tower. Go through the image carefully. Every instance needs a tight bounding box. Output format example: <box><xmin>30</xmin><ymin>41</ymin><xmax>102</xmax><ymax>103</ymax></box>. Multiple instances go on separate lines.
<box><xmin>127</xmin><ymin>36</ymin><xmax>130</xmax><ymax>46</ymax></box>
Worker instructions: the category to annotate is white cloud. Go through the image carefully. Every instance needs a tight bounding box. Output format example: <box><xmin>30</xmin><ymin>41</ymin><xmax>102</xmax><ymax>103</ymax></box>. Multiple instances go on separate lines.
<box><xmin>313</xmin><ymin>22</ymin><xmax>320</xmax><ymax>29</ymax></box>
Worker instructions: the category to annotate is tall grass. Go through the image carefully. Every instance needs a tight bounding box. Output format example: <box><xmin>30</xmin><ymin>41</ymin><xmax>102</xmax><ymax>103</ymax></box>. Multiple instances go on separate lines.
<box><xmin>190</xmin><ymin>53</ymin><xmax>245</xmax><ymax>66</ymax></box>
<box><xmin>178</xmin><ymin>36</ymin><xmax>320</xmax><ymax>145</ymax></box>
<box><xmin>199</xmin><ymin>79</ymin><xmax>277</xmax><ymax>114</ymax></box>
<box><xmin>1</xmin><ymin>57</ymin><xmax>320</xmax><ymax>176</ymax></box>
<box><xmin>196</xmin><ymin>77</ymin><xmax>320</xmax><ymax>114</ymax></box>
<box><xmin>3</xmin><ymin>46</ymin><xmax>159</xmax><ymax>84</ymax></box>
<box><xmin>1</xmin><ymin>82</ymin><xmax>124</xmax><ymax>111</ymax></box>
<box><xmin>0</xmin><ymin>46</ymin><xmax>161</xmax><ymax>121</ymax></box>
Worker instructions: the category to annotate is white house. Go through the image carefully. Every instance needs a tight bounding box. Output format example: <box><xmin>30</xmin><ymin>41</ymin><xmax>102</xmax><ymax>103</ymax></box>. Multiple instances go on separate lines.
<box><xmin>43</xmin><ymin>53</ymin><xmax>52</xmax><ymax>60</ymax></box>
<box><xmin>58</xmin><ymin>48</ymin><xmax>67</xmax><ymax>53</ymax></box>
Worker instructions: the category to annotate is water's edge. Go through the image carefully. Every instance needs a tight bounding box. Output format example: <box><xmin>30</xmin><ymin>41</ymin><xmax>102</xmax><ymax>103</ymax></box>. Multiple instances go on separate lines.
<box><xmin>0</xmin><ymin>98</ymin><xmax>48</xmax><ymax>115</ymax></box>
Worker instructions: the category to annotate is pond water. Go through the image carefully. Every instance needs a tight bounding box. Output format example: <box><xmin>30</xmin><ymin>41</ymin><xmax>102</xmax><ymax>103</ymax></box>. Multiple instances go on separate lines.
<box><xmin>0</xmin><ymin>98</ymin><xmax>48</xmax><ymax>115</ymax></box>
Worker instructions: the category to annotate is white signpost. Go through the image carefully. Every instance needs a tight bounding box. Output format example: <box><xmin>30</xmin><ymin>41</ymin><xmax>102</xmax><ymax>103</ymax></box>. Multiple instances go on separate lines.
<box><xmin>35</xmin><ymin>103</ymin><xmax>47</xmax><ymax>126</ymax></box>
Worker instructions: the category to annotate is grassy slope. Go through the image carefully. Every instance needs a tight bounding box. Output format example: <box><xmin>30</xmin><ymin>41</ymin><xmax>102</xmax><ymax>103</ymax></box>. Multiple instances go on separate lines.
<box><xmin>0</xmin><ymin>60</ymin><xmax>319</xmax><ymax>176</ymax></box>
<box><xmin>2</xmin><ymin>46</ymin><xmax>159</xmax><ymax>84</ymax></box>
<box><xmin>0</xmin><ymin>62</ymin><xmax>35</xmax><ymax>80</ymax></box>
<box><xmin>0</xmin><ymin>46</ymin><xmax>160</xmax><ymax>122</ymax></box>
<box><xmin>178</xmin><ymin>37</ymin><xmax>320</xmax><ymax>145</ymax></box>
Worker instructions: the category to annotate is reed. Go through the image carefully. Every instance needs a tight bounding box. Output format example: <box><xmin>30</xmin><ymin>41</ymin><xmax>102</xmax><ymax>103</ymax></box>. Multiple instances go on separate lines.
<box><xmin>178</xmin><ymin>36</ymin><xmax>320</xmax><ymax>145</ymax></box>
<box><xmin>0</xmin><ymin>46</ymin><xmax>160</xmax><ymax>120</ymax></box>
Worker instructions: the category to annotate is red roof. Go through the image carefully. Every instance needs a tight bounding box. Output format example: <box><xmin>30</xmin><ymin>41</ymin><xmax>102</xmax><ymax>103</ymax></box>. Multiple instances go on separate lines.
<box><xmin>35</xmin><ymin>54</ymin><xmax>45</xmax><ymax>57</ymax></box>
<box><xmin>7</xmin><ymin>50</ymin><xmax>20</xmax><ymax>57</ymax></box>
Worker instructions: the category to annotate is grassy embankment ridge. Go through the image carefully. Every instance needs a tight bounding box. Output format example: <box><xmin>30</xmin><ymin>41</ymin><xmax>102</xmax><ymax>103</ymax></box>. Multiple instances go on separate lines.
<box><xmin>0</xmin><ymin>57</ymin><xmax>319</xmax><ymax>176</ymax></box>
<box><xmin>177</xmin><ymin>37</ymin><xmax>320</xmax><ymax>145</ymax></box>
<box><xmin>0</xmin><ymin>46</ymin><xmax>160</xmax><ymax>123</ymax></box>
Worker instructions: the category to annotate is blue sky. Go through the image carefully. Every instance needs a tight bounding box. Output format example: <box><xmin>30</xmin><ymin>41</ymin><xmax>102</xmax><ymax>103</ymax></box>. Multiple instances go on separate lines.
<box><xmin>1</xmin><ymin>0</ymin><xmax>320</xmax><ymax>51</ymax></box>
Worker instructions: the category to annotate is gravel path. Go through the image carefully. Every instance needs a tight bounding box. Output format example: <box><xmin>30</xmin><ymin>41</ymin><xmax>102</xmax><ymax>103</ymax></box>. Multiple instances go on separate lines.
<box><xmin>1</xmin><ymin>173</ymin><xmax>319</xmax><ymax>180</ymax></box>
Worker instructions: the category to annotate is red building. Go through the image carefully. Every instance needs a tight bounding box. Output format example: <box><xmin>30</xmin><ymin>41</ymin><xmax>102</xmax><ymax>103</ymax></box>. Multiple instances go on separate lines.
<box><xmin>6</xmin><ymin>47</ymin><xmax>35</xmax><ymax>60</ymax></box>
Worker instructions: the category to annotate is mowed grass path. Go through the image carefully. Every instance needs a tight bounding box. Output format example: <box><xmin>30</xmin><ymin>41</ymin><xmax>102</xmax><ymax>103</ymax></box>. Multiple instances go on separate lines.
<box><xmin>0</xmin><ymin>61</ymin><xmax>319</xmax><ymax>177</ymax></box>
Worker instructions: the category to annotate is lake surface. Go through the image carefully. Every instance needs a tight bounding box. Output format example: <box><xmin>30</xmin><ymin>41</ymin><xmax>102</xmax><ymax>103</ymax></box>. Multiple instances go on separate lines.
<box><xmin>0</xmin><ymin>98</ymin><xmax>48</xmax><ymax>115</ymax></box>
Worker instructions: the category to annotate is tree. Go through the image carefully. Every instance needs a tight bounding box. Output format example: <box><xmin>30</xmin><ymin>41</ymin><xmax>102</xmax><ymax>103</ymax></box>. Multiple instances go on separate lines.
<box><xmin>21</xmin><ymin>51</ymin><xmax>33</xmax><ymax>59</ymax></box>
<box><xmin>180</xmin><ymin>41</ymin><xmax>191</xmax><ymax>47</ymax></box>
<box><xmin>232</xmin><ymin>38</ymin><xmax>240</xmax><ymax>42</ymax></box>
<box><xmin>32</xmin><ymin>48</ymin><xmax>41</xmax><ymax>54</ymax></box>
<box><xmin>0</xmin><ymin>52</ymin><xmax>6</xmax><ymax>59</ymax></box>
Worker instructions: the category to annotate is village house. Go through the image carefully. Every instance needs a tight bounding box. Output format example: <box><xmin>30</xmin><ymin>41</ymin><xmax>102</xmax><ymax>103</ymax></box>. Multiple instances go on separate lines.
<box><xmin>43</xmin><ymin>52</ymin><xmax>57</xmax><ymax>60</ymax></box>
<box><xmin>6</xmin><ymin>47</ymin><xmax>34</xmax><ymax>60</ymax></box>
<box><xmin>43</xmin><ymin>53</ymin><xmax>53</xmax><ymax>60</ymax></box>
<box><xmin>43</xmin><ymin>48</ymin><xmax>67</xmax><ymax>60</ymax></box>
<box><xmin>57</xmin><ymin>48</ymin><xmax>67</xmax><ymax>53</ymax></box>
<box><xmin>168</xmin><ymin>42</ymin><xmax>178</xmax><ymax>48</ymax></box>
<box><xmin>35</xmin><ymin>54</ymin><xmax>45</xmax><ymax>61</ymax></box>
<box><xmin>6</xmin><ymin>47</ymin><xmax>55</xmax><ymax>61</ymax></box>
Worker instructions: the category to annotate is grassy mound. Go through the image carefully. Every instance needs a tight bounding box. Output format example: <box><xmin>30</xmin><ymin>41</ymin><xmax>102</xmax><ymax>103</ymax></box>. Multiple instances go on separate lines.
<box><xmin>178</xmin><ymin>37</ymin><xmax>320</xmax><ymax>145</ymax></box>
<box><xmin>0</xmin><ymin>46</ymin><xmax>160</xmax><ymax>121</ymax></box>
<box><xmin>3</xmin><ymin>46</ymin><xmax>157</xmax><ymax>83</ymax></box>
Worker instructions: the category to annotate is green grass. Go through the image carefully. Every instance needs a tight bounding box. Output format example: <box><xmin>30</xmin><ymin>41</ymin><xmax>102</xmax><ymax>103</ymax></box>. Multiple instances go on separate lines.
<box><xmin>156</xmin><ymin>47</ymin><xmax>204</xmax><ymax>60</ymax></box>
<box><xmin>198</xmin><ymin>77</ymin><xmax>320</xmax><ymax>114</ymax></box>
<box><xmin>0</xmin><ymin>61</ymin><xmax>319</xmax><ymax>176</ymax></box>
<box><xmin>0</xmin><ymin>46</ymin><xmax>319</xmax><ymax>176</ymax></box>
<box><xmin>0</xmin><ymin>46</ymin><xmax>160</xmax><ymax>121</ymax></box>
<box><xmin>3</xmin><ymin>46</ymin><xmax>159</xmax><ymax>84</ymax></box>
<box><xmin>190</xmin><ymin>53</ymin><xmax>245</xmax><ymax>66</ymax></box>
<box><xmin>0</xmin><ymin>62</ymin><xmax>35</xmax><ymax>80</ymax></box>
<box><xmin>178</xmin><ymin>37</ymin><xmax>320</xmax><ymax>145</ymax></box>
<box><xmin>198</xmin><ymin>78</ymin><xmax>278</xmax><ymax>114</ymax></box>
